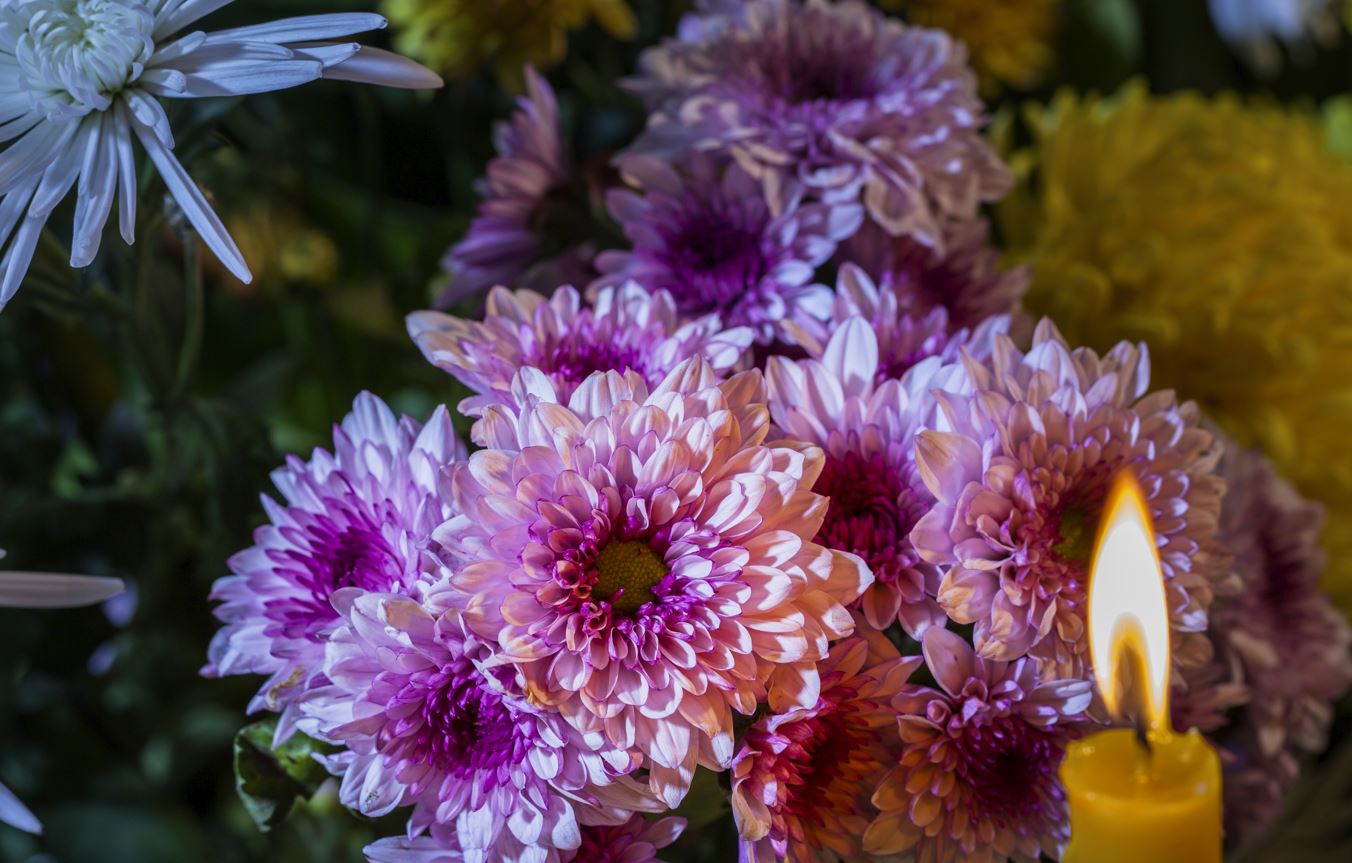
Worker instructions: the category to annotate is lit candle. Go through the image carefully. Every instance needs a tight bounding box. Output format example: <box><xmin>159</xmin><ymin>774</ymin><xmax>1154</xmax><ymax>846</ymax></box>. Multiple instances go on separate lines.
<box><xmin>1060</xmin><ymin>472</ymin><xmax>1222</xmax><ymax>863</ymax></box>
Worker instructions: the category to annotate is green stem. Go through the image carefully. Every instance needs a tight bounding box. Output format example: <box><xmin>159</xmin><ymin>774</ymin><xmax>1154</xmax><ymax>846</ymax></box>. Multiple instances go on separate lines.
<box><xmin>171</xmin><ymin>238</ymin><xmax>205</xmax><ymax>405</ymax></box>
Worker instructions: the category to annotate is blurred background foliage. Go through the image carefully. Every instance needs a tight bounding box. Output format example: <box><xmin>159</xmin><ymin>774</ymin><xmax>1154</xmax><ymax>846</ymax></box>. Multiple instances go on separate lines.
<box><xmin>2</xmin><ymin>1</ymin><xmax>1352</xmax><ymax>861</ymax></box>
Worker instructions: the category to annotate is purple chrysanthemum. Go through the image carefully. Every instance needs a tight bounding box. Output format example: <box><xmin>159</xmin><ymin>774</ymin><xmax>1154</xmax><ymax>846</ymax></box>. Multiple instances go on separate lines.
<box><xmin>408</xmin><ymin>283</ymin><xmax>753</xmax><ymax>417</ymax></box>
<box><xmin>433</xmin><ymin>359</ymin><xmax>872</xmax><ymax>807</ymax></box>
<box><xmin>1206</xmin><ymin>442</ymin><xmax>1352</xmax><ymax>842</ymax></box>
<box><xmin>1213</xmin><ymin>442</ymin><xmax>1352</xmax><ymax>758</ymax></box>
<box><xmin>837</xmin><ymin>219</ymin><xmax>1028</xmax><ymax>330</ymax></box>
<box><xmin>625</xmin><ymin>0</ymin><xmax>1009</xmax><ymax>251</ymax></box>
<box><xmin>766</xmin><ymin>316</ymin><xmax>973</xmax><ymax>634</ymax></box>
<box><xmin>787</xmin><ymin>263</ymin><xmax>1010</xmax><ymax>381</ymax></box>
<box><xmin>732</xmin><ymin>628</ymin><xmax>921</xmax><ymax>863</ymax></box>
<box><xmin>440</xmin><ymin>67</ymin><xmax>577</xmax><ymax>305</ymax></box>
<box><xmin>303</xmin><ymin>590</ymin><xmax>657</xmax><ymax>862</ymax></box>
<box><xmin>366</xmin><ymin>813</ymin><xmax>685</xmax><ymax>863</ymax></box>
<box><xmin>865</xmin><ymin>628</ymin><xmax>1092</xmax><ymax>863</ymax></box>
<box><xmin>593</xmin><ymin>155</ymin><xmax>861</xmax><ymax>345</ymax></box>
<box><xmin>204</xmin><ymin>393</ymin><xmax>463</xmax><ymax>739</ymax></box>
<box><xmin>911</xmin><ymin>320</ymin><xmax>1228</xmax><ymax>679</ymax></box>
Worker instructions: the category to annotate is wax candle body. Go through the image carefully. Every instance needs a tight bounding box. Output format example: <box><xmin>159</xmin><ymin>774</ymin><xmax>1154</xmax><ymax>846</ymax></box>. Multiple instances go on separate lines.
<box><xmin>1061</xmin><ymin>728</ymin><xmax>1222</xmax><ymax>863</ymax></box>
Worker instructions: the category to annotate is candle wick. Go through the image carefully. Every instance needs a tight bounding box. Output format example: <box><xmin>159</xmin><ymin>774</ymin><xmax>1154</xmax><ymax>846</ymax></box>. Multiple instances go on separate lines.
<box><xmin>1134</xmin><ymin>715</ymin><xmax>1153</xmax><ymax>756</ymax></box>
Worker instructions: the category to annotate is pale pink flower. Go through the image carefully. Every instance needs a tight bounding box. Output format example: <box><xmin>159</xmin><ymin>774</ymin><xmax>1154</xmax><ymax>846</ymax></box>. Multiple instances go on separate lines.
<box><xmin>766</xmin><ymin>315</ymin><xmax>972</xmax><ymax>634</ymax></box>
<box><xmin>432</xmin><ymin>358</ymin><xmax>872</xmax><ymax>807</ymax></box>
<box><xmin>365</xmin><ymin>813</ymin><xmax>685</xmax><ymax>863</ymax></box>
<box><xmin>865</xmin><ymin>628</ymin><xmax>1092</xmax><ymax>863</ymax></box>
<box><xmin>911</xmin><ymin>320</ymin><xmax>1228</xmax><ymax>678</ymax></box>
<box><xmin>732</xmin><ymin>627</ymin><xmax>921</xmax><ymax>863</ymax></box>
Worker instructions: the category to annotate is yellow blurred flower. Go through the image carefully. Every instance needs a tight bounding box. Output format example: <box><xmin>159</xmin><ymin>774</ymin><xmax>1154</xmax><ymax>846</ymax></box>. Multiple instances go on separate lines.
<box><xmin>210</xmin><ymin>200</ymin><xmax>339</xmax><ymax>293</ymax></box>
<box><xmin>382</xmin><ymin>0</ymin><xmax>636</xmax><ymax>85</ymax></box>
<box><xmin>881</xmin><ymin>0</ymin><xmax>1060</xmax><ymax>93</ymax></box>
<box><xmin>1000</xmin><ymin>82</ymin><xmax>1352</xmax><ymax>616</ymax></box>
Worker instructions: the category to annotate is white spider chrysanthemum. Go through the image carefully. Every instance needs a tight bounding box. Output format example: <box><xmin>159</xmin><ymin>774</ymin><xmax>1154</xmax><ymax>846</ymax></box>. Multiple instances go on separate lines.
<box><xmin>0</xmin><ymin>0</ymin><xmax>442</xmax><ymax>307</ymax></box>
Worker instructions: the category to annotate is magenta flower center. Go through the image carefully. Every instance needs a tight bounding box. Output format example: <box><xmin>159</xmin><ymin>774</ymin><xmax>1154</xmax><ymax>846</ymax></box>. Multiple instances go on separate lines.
<box><xmin>408</xmin><ymin>666</ymin><xmax>527</xmax><ymax>779</ymax></box>
<box><xmin>953</xmin><ymin>714</ymin><xmax>1067</xmax><ymax>828</ymax></box>
<box><xmin>542</xmin><ymin>336</ymin><xmax>647</xmax><ymax>387</ymax></box>
<box><xmin>660</xmin><ymin>202</ymin><xmax>768</xmax><ymax>318</ymax></box>
<box><xmin>814</xmin><ymin>449</ymin><xmax>927</xmax><ymax>586</ymax></box>
<box><xmin>592</xmin><ymin>540</ymin><xmax>669</xmax><ymax>615</ymax></box>
<box><xmin>272</xmin><ymin>508</ymin><xmax>404</xmax><ymax>637</ymax></box>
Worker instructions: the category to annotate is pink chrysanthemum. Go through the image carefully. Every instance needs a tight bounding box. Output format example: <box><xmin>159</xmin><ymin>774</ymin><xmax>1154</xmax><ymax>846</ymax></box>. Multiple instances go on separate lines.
<box><xmin>626</xmin><ymin>0</ymin><xmax>1008</xmax><ymax>251</ymax></box>
<box><xmin>440</xmin><ymin>67</ymin><xmax>580</xmax><ymax>305</ymax></box>
<box><xmin>302</xmin><ymin>590</ymin><xmax>656</xmax><ymax>862</ymax></box>
<box><xmin>837</xmin><ymin>219</ymin><xmax>1028</xmax><ymax>330</ymax></box>
<box><xmin>366</xmin><ymin>814</ymin><xmax>685</xmax><ymax>863</ymax></box>
<box><xmin>433</xmin><ymin>358</ymin><xmax>872</xmax><ymax>806</ymax></box>
<box><xmin>593</xmin><ymin>156</ymin><xmax>862</xmax><ymax>346</ymax></box>
<box><xmin>766</xmin><ymin>316</ymin><xmax>972</xmax><ymax>634</ymax></box>
<box><xmin>408</xmin><ymin>283</ymin><xmax>753</xmax><ymax>416</ymax></box>
<box><xmin>204</xmin><ymin>393</ymin><xmax>463</xmax><ymax>739</ymax></box>
<box><xmin>911</xmin><ymin>320</ymin><xmax>1227</xmax><ymax>678</ymax></box>
<box><xmin>865</xmin><ymin>628</ymin><xmax>1092</xmax><ymax>863</ymax></box>
<box><xmin>731</xmin><ymin>627</ymin><xmax>921</xmax><ymax>863</ymax></box>
<box><xmin>787</xmin><ymin>264</ymin><xmax>1010</xmax><ymax>382</ymax></box>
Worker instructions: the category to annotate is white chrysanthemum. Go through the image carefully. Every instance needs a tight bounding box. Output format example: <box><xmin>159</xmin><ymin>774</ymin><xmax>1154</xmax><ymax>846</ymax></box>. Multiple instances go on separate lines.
<box><xmin>0</xmin><ymin>0</ymin><xmax>442</xmax><ymax>307</ymax></box>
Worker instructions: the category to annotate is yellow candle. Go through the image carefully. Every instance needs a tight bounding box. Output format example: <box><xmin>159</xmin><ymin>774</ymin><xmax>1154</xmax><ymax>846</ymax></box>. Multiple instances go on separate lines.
<box><xmin>1060</xmin><ymin>472</ymin><xmax>1223</xmax><ymax>862</ymax></box>
<box><xmin>1062</xmin><ymin>728</ymin><xmax>1221</xmax><ymax>863</ymax></box>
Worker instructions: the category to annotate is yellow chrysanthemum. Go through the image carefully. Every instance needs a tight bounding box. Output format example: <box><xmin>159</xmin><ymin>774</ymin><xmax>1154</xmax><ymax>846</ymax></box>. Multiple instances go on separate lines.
<box><xmin>881</xmin><ymin>0</ymin><xmax>1060</xmax><ymax>93</ymax></box>
<box><xmin>1000</xmin><ymin>82</ymin><xmax>1352</xmax><ymax>616</ymax></box>
<box><xmin>382</xmin><ymin>0</ymin><xmax>635</xmax><ymax>85</ymax></box>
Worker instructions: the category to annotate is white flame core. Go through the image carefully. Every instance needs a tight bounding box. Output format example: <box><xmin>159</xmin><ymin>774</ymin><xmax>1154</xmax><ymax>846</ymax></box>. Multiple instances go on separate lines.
<box><xmin>1087</xmin><ymin>472</ymin><xmax>1171</xmax><ymax>730</ymax></box>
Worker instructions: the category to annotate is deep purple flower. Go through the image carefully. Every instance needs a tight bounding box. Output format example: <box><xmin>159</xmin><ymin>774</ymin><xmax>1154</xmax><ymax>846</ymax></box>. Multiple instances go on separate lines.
<box><xmin>626</xmin><ymin>0</ymin><xmax>1009</xmax><ymax>251</ymax></box>
<box><xmin>204</xmin><ymin>393</ymin><xmax>463</xmax><ymax>740</ymax></box>
<box><xmin>838</xmin><ymin>219</ymin><xmax>1028</xmax><ymax>330</ymax></box>
<box><xmin>408</xmin><ymin>283</ymin><xmax>753</xmax><ymax>418</ymax></box>
<box><xmin>440</xmin><ymin>67</ymin><xmax>576</xmax><ymax>305</ymax></box>
<box><xmin>594</xmin><ymin>155</ymin><xmax>861</xmax><ymax>345</ymax></box>
<box><xmin>303</xmin><ymin>591</ymin><xmax>657</xmax><ymax>862</ymax></box>
<box><xmin>571</xmin><ymin>814</ymin><xmax>686</xmax><ymax>863</ymax></box>
<box><xmin>865</xmin><ymin>628</ymin><xmax>1092</xmax><ymax>863</ymax></box>
<box><xmin>1206</xmin><ymin>441</ymin><xmax>1352</xmax><ymax>843</ymax></box>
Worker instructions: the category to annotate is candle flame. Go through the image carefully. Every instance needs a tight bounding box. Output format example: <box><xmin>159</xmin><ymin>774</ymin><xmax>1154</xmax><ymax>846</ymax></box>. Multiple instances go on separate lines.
<box><xmin>1087</xmin><ymin>472</ymin><xmax>1171</xmax><ymax>732</ymax></box>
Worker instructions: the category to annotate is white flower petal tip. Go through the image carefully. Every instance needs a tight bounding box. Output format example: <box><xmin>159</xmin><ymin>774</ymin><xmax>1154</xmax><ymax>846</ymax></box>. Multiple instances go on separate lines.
<box><xmin>324</xmin><ymin>47</ymin><xmax>444</xmax><ymax>90</ymax></box>
<box><xmin>0</xmin><ymin>782</ymin><xmax>41</xmax><ymax>835</ymax></box>
<box><xmin>0</xmin><ymin>572</ymin><xmax>126</xmax><ymax>609</ymax></box>
<box><xmin>0</xmin><ymin>2</ymin><xmax>433</xmax><ymax>310</ymax></box>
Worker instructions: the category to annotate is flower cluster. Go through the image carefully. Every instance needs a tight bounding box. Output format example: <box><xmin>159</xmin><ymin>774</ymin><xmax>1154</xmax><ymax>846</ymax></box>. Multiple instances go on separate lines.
<box><xmin>203</xmin><ymin>2</ymin><xmax>1352</xmax><ymax>862</ymax></box>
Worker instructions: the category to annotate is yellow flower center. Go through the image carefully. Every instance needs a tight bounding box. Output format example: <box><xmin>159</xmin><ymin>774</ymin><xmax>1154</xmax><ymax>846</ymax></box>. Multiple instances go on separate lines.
<box><xmin>592</xmin><ymin>540</ymin><xmax>667</xmax><ymax>614</ymax></box>
<box><xmin>1054</xmin><ymin>502</ymin><xmax>1097</xmax><ymax>566</ymax></box>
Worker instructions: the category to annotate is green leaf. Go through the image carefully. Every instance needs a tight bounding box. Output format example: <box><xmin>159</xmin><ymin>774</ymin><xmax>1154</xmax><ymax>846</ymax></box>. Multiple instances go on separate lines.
<box><xmin>232</xmin><ymin>717</ymin><xmax>332</xmax><ymax>832</ymax></box>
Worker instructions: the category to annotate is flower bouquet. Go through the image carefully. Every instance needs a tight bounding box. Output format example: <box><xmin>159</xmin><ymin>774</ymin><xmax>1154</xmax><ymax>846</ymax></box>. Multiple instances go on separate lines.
<box><xmin>3</xmin><ymin>2</ymin><xmax>1352</xmax><ymax>862</ymax></box>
